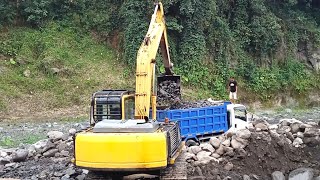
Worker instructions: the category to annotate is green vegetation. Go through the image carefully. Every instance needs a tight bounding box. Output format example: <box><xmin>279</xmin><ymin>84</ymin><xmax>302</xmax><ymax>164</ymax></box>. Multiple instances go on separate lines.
<box><xmin>1</xmin><ymin>0</ymin><xmax>320</xmax><ymax>113</ymax></box>
<box><xmin>0</xmin><ymin>22</ymin><xmax>131</xmax><ymax>111</ymax></box>
<box><xmin>0</xmin><ymin>133</ymin><xmax>45</xmax><ymax>148</ymax></box>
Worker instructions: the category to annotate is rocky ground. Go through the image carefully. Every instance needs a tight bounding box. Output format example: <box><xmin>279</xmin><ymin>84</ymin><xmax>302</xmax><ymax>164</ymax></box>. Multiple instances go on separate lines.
<box><xmin>0</xmin><ymin>105</ymin><xmax>320</xmax><ymax>180</ymax></box>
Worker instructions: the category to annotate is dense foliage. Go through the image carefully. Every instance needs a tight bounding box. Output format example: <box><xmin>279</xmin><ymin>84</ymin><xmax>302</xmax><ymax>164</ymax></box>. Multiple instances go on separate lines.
<box><xmin>1</xmin><ymin>0</ymin><xmax>320</xmax><ymax>102</ymax></box>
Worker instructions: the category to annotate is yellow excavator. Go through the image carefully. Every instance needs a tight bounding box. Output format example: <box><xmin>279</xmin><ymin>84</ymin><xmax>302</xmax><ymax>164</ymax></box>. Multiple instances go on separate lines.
<box><xmin>72</xmin><ymin>2</ymin><xmax>186</xmax><ymax>179</ymax></box>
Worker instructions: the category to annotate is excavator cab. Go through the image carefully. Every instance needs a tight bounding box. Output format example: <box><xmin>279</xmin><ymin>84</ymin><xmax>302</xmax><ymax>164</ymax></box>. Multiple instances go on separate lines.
<box><xmin>90</xmin><ymin>90</ymin><xmax>135</xmax><ymax>124</ymax></box>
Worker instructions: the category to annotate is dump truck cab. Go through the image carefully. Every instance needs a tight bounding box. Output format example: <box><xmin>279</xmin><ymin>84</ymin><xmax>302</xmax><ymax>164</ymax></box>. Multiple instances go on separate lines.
<box><xmin>226</xmin><ymin>103</ymin><xmax>250</xmax><ymax>133</ymax></box>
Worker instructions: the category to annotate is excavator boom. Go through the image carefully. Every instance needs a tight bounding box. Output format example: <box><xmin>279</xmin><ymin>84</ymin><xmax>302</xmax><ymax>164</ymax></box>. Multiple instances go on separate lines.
<box><xmin>134</xmin><ymin>2</ymin><xmax>179</xmax><ymax>120</ymax></box>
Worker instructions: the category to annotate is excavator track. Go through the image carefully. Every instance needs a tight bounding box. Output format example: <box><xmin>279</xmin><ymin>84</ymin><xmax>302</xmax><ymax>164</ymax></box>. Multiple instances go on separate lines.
<box><xmin>83</xmin><ymin>153</ymin><xmax>187</xmax><ymax>180</ymax></box>
<box><xmin>160</xmin><ymin>152</ymin><xmax>187</xmax><ymax>180</ymax></box>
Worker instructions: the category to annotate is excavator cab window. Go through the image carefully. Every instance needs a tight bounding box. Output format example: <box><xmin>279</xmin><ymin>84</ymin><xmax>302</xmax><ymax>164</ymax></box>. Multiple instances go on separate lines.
<box><xmin>124</xmin><ymin>97</ymin><xmax>135</xmax><ymax>119</ymax></box>
<box><xmin>91</xmin><ymin>90</ymin><xmax>131</xmax><ymax>123</ymax></box>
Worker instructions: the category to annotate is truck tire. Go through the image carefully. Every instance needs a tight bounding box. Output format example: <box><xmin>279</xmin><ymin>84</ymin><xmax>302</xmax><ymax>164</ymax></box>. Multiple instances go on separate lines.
<box><xmin>185</xmin><ymin>139</ymin><xmax>199</xmax><ymax>147</ymax></box>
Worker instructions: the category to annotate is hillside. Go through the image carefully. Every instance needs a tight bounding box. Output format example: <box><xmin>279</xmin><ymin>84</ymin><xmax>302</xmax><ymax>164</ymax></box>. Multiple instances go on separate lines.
<box><xmin>1</xmin><ymin>0</ymin><xmax>320</xmax><ymax>120</ymax></box>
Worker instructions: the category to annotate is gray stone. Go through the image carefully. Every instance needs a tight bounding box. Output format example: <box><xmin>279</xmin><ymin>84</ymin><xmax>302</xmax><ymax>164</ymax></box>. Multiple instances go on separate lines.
<box><xmin>201</xmin><ymin>143</ymin><xmax>215</xmax><ymax>153</ymax></box>
<box><xmin>61</xmin><ymin>174</ymin><xmax>70</xmax><ymax>180</ymax></box>
<box><xmin>5</xmin><ymin>162</ymin><xmax>16</xmax><ymax>167</ymax></box>
<box><xmin>252</xmin><ymin>119</ymin><xmax>269</xmax><ymax>126</ymax></box>
<box><xmin>224</xmin><ymin>162</ymin><xmax>233</xmax><ymax>171</ymax></box>
<box><xmin>251</xmin><ymin>174</ymin><xmax>259</xmax><ymax>180</ymax></box>
<box><xmin>306</xmin><ymin>122</ymin><xmax>318</xmax><ymax>126</ymax></box>
<box><xmin>11</xmin><ymin>149</ymin><xmax>28</xmax><ymax>162</ymax></box>
<box><xmin>0</xmin><ymin>157</ymin><xmax>10</xmax><ymax>165</ymax></box>
<box><xmin>43</xmin><ymin>148</ymin><xmax>58</xmax><ymax>157</ymax></box>
<box><xmin>304</xmin><ymin>128</ymin><xmax>320</xmax><ymax>137</ymax></box>
<box><xmin>57</xmin><ymin>142</ymin><xmax>68</xmax><ymax>152</ymax></box>
<box><xmin>297</xmin><ymin>132</ymin><xmax>304</xmax><ymax>138</ymax></box>
<box><xmin>222</xmin><ymin>139</ymin><xmax>231</xmax><ymax>147</ymax></box>
<box><xmin>255</xmin><ymin>123</ymin><xmax>269</xmax><ymax>131</ymax></box>
<box><xmin>299</xmin><ymin>123</ymin><xmax>313</xmax><ymax>129</ymax></box>
<box><xmin>185</xmin><ymin>152</ymin><xmax>197</xmax><ymax>161</ymax></box>
<box><xmin>211</xmin><ymin>153</ymin><xmax>220</xmax><ymax>158</ymax></box>
<box><xmin>76</xmin><ymin>174</ymin><xmax>86</xmax><ymax>180</ymax></box>
<box><xmin>271</xmin><ymin>171</ymin><xmax>285</xmax><ymax>180</ymax></box>
<box><xmin>69</xmin><ymin>128</ymin><xmax>77</xmax><ymax>135</ymax></box>
<box><xmin>235</xmin><ymin>136</ymin><xmax>249</xmax><ymax>146</ymax></box>
<box><xmin>33</xmin><ymin>139</ymin><xmax>48</xmax><ymax>151</ymax></box>
<box><xmin>188</xmin><ymin>146</ymin><xmax>202</xmax><ymax>155</ymax></box>
<box><xmin>54</xmin><ymin>172</ymin><xmax>64</xmax><ymax>177</ymax></box>
<box><xmin>277</xmin><ymin>126</ymin><xmax>291</xmax><ymax>134</ymax></box>
<box><xmin>231</xmin><ymin>138</ymin><xmax>245</xmax><ymax>149</ymax></box>
<box><xmin>82</xmin><ymin>169</ymin><xmax>89</xmax><ymax>174</ymax></box>
<box><xmin>209</xmin><ymin>137</ymin><xmax>221</xmax><ymax>148</ymax></box>
<box><xmin>303</xmin><ymin>136</ymin><xmax>320</xmax><ymax>147</ymax></box>
<box><xmin>280</xmin><ymin>119</ymin><xmax>290</xmax><ymax>126</ymax></box>
<box><xmin>290</xmin><ymin>123</ymin><xmax>301</xmax><ymax>133</ymax></box>
<box><xmin>196</xmin><ymin>151</ymin><xmax>212</xmax><ymax>161</ymax></box>
<box><xmin>0</xmin><ymin>151</ymin><xmax>7</xmax><ymax>157</ymax></box>
<box><xmin>65</xmin><ymin>167</ymin><xmax>76</xmax><ymax>176</ymax></box>
<box><xmin>42</xmin><ymin>140</ymin><xmax>56</xmax><ymax>153</ymax></box>
<box><xmin>286</xmin><ymin>132</ymin><xmax>295</xmax><ymax>141</ymax></box>
<box><xmin>293</xmin><ymin>137</ymin><xmax>303</xmax><ymax>147</ymax></box>
<box><xmin>216</xmin><ymin>145</ymin><xmax>225</xmax><ymax>155</ymax></box>
<box><xmin>313</xmin><ymin>176</ymin><xmax>320</xmax><ymax>180</ymax></box>
<box><xmin>62</xmin><ymin>134</ymin><xmax>69</xmax><ymax>141</ymax></box>
<box><xmin>288</xmin><ymin>168</ymin><xmax>314</xmax><ymax>180</ymax></box>
<box><xmin>60</xmin><ymin>150</ymin><xmax>69</xmax><ymax>157</ymax></box>
<box><xmin>243</xmin><ymin>174</ymin><xmax>251</xmax><ymax>180</ymax></box>
<box><xmin>224</xmin><ymin>147</ymin><xmax>235</xmax><ymax>157</ymax></box>
<box><xmin>270</xmin><ymin>130</ymin><xmax>281</xmax><ymax>140</ymax></box>
<box><xmin>47</xmin><ymin>131</ymin><xmax>64</xmax><ymax>140</ymax></box>
<box><xmin>236</xmin><ymin>129</ymin><xmax>252</xmax><ymax>139</ymax></box>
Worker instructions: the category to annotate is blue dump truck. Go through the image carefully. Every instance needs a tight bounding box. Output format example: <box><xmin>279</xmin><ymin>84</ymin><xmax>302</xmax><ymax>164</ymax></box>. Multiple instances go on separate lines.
<box><xmin>154</xmin><ymin>101</ymin><xmax>249</xmax><ymax>146</ymax></box>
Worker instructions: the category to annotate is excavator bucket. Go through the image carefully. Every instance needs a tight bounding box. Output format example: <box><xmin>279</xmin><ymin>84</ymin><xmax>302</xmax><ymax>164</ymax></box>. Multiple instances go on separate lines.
<box><xmin>157</xmin><ymin>75</ymin><xmax>181</xmax><ymax>108</ymax></box>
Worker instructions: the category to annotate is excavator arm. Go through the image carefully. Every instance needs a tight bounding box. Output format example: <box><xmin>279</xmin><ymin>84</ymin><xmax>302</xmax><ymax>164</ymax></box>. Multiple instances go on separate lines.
<box><xmin>134</xmin><ymin>2</ymin><xmax>179</xmax><ymax>120</ymax></box>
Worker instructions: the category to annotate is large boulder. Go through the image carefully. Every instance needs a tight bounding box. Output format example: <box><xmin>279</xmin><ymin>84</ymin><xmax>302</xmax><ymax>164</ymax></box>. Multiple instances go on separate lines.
<box><xmin>222</xmin><ymin>139</ymin><xmax>231</xmax><ymax>147</ymax></box>
<box><xmin>200</xmin><ymin>143</ymin><xmax>215</xmax><ymax>153</ymax></box>
<box><xmin>209</xmin><ymin>137</ymin><xmax>221</xmax><ymax>149</ymax></box>
<box><xmin>271</xmin><ymin>171</ymin><xmax>285</xmax><ymax>180</ymax></box>
<box><xmin>304</xmin><ymin>128</ymin><xmax>320</xmax><ymax>137</ymax></box>
<box><xmin>11</xmin><ymin>149</ymin><xmax>28</xmax><ymax>162</ymax></box>
<box><xmin>188</xmin><ymin>146</ymin><xmax>202</xmax><ymax>155</ymax></box>
<box><xmin>216</xmin><ymin>145</ymin><xmax>225</xmax><ymax>155</ymax></box>
<box><xmin>288</xmin><ymin>168</ymin><xmax>314</xmax><ymax>180</ymax></box>
<box><xmin>236</xmin><ymin>129</ymin><xmax>252</xmax><ymax>139</ymax></box>
<box><xmin>196</xmin><ymin>151</ymin><xmax>212</xmax><ymax>161</ymax></box>
<box><xmin>231</xmin><ymin>138</ymin><xmax>245</xmax><ymax>150</ymax></box>
<box><xmin>303</xmin><ymin>136</ymin><xmax>320</xmax><ymax>147</ymax></box>
<box><xmin>255</xmin><ymin>123</ymin><xmax>269</xmax><ymax>131</ymax></box>
<box><xmin>290</xmin><ymin>123</ymin><xmax>301</xmax><ymax>134</ymax></box>
<box><xmin>47</xmin><ymin>131</ymin><xmax>64</xmax><ymax>141</ymax></box>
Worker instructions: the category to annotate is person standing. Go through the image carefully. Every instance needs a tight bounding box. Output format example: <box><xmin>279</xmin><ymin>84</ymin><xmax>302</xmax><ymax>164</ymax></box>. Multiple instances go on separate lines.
<box><xmin>228</xmin><ymin>77</ymin><xmax>237</xmax><ymax>104</ymax></box>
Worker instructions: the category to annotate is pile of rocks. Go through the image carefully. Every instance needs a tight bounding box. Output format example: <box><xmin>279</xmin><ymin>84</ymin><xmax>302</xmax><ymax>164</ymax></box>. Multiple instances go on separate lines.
<box><xmin>184</xmin><ymin>128</ymin><xmax>252</xmax><ymax>165</ymax></box>
<box><xmin>167</xmin><ymin>99</ymin><xmax>224</xmax><ymax>110</ymax></box>
<box><xmin>184</xmin><ymin>118</ymin><xmax>320</xmax><ymax>180</ymax></box>
<box><xmin>0</xmin><ymin>129</ymin><xmax>87</xmax><ymax>180</ymax></box>
<box><xmin>157</xmin><ymin>80</ymin><xmax>181</xmax><ymax>107</ymax></box>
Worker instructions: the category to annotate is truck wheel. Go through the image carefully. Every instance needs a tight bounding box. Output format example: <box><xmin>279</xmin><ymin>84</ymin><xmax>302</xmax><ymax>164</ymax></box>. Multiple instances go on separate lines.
<box><xmin>186</xmin><ymin>139</ymin><xmax>199</xmax><ymax>147</ymax></box>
